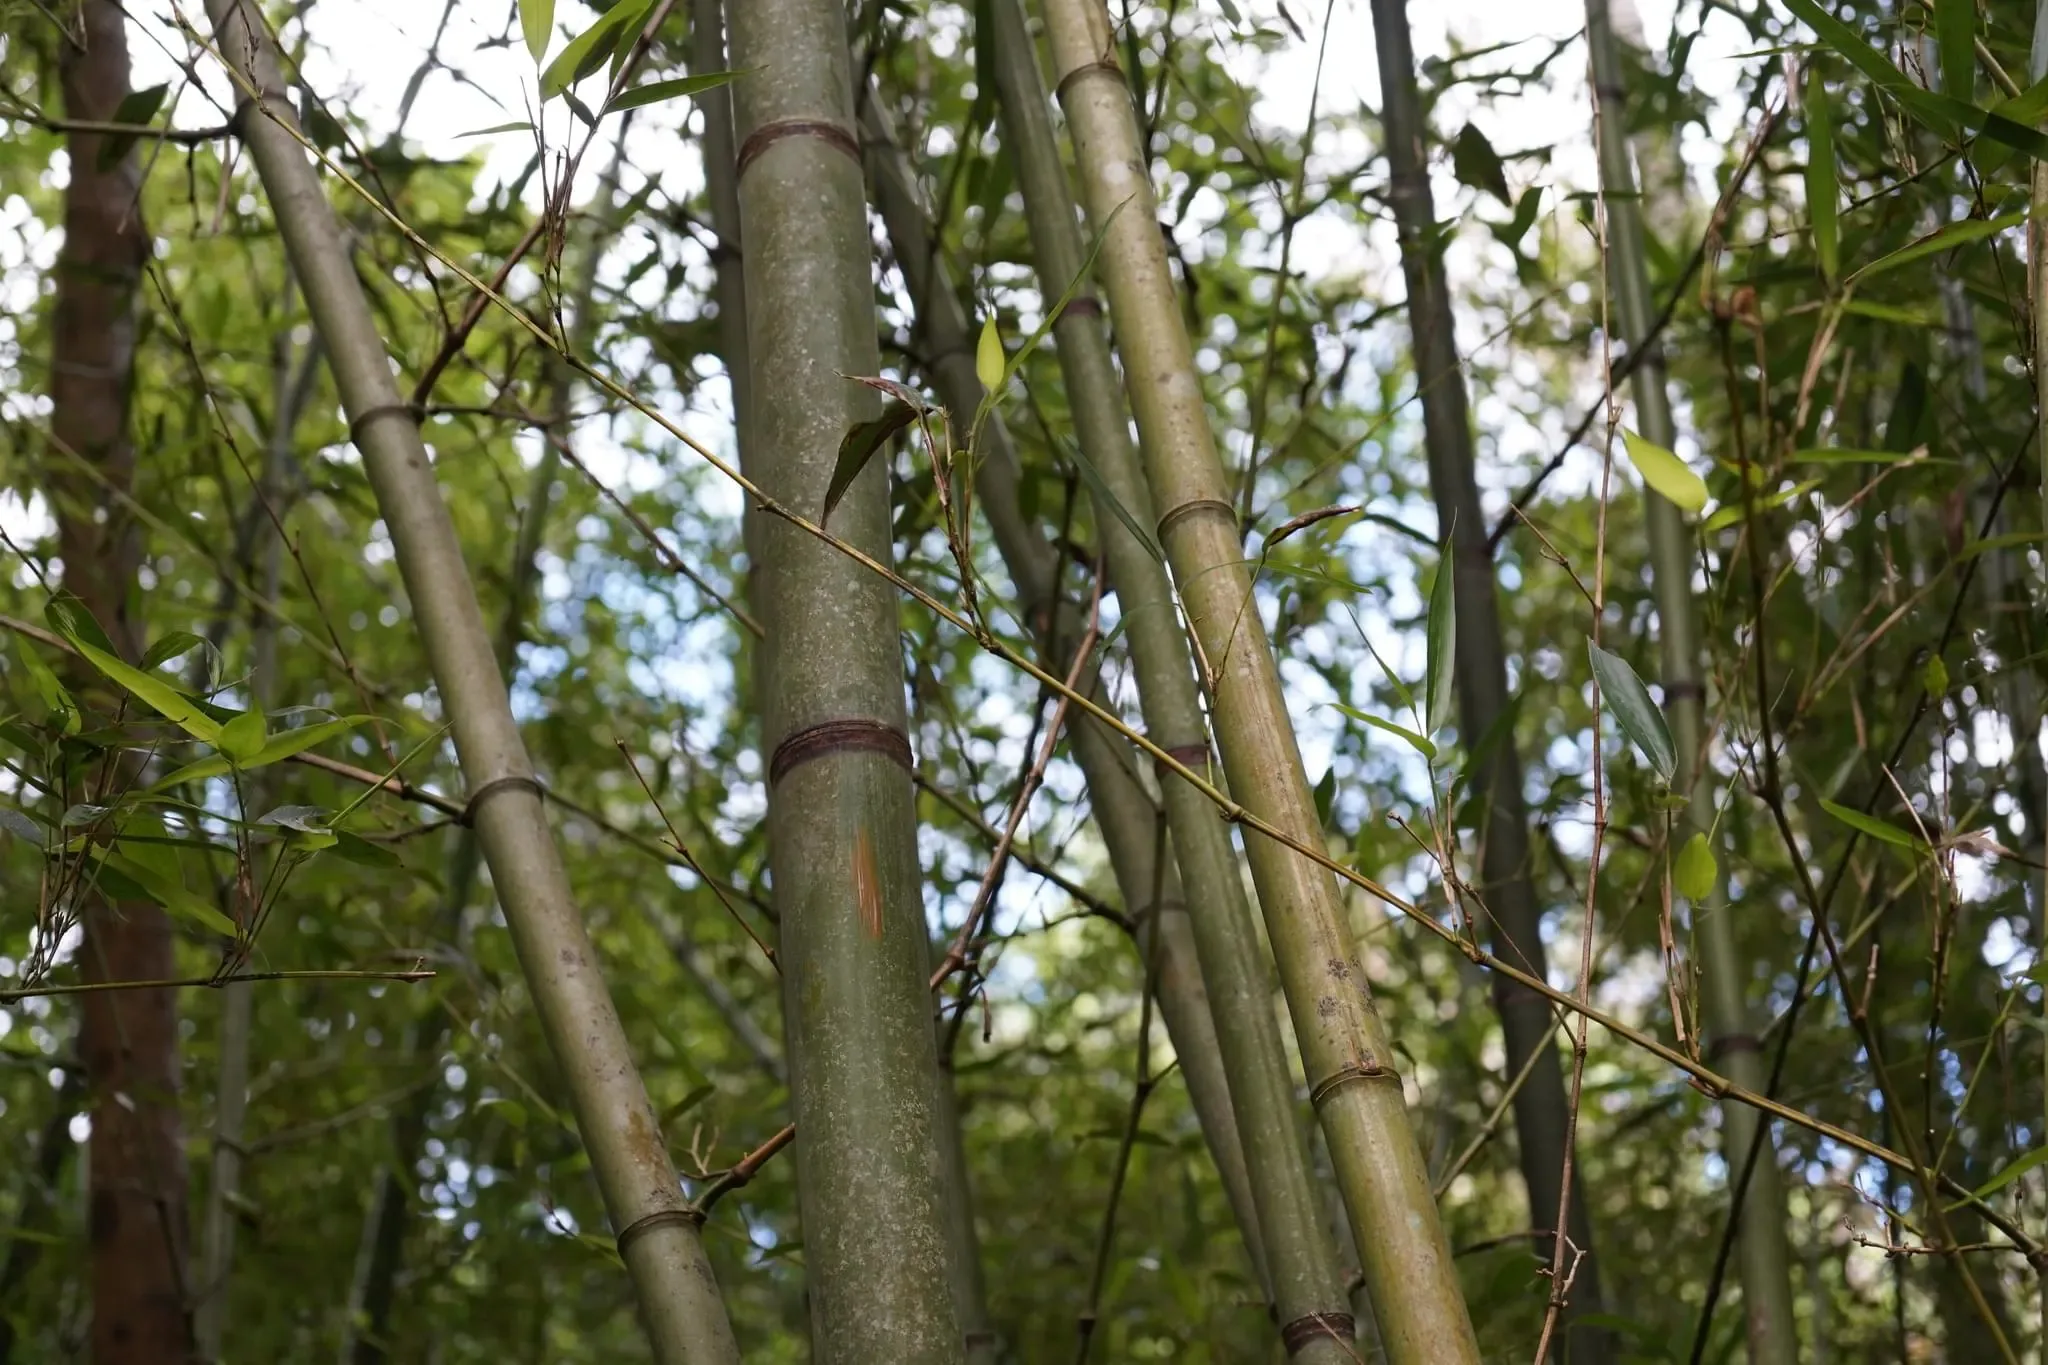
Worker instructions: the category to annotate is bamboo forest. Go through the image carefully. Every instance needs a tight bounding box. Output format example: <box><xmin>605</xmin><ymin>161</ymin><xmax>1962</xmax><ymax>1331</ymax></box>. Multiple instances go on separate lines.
<box><xmin>8</xmin><ymin>0</ymin><xmax>2048</xmax><ymax>1359</ymax></box>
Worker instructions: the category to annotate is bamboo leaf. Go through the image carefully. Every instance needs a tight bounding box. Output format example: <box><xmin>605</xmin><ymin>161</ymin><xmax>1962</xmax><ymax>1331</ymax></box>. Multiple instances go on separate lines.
<box><xmin>98</xmin><ymin>82</ymin><xmax>168</xmax><ymax>170</ymax></box>
<box><xmin>602</xmin><ymin>69</ymin><xmax>749</xmax><ymax>115</ymax></box>
<box><xmin>0</xmin><ymin>808</ymin><xmax>40</xmax><ymax>842</ymax></box>
<box><xmin>219</xmin><ymin>708</ymin><xmax>268</xmax><ymax>765</ymax></box>
<box><xmin>1818</xmin><ymin>797</ymin><xmax>1925</xmax><ymax>852</ymax></box>
<box><xmin>520</xmin><ymin>0</ymin><xmax>553</xmax><ymax>62</ymax></box>
<box><xmin>1674</xmin><ymin>832</ymin><xmax>1717</xmax><ymax>901</ymax></box>
<box><xmin>539</xmin><ymin>0</ymin><xmax>648</xmax><ymax>98</ymax></box>
<box><xmin>1805</xmin><ymin>63</ymin><xmax>1838</xmax><ymax>284</ymax></box>
<box><xmin>331</xmin><ymin>830</ymin><xmax>401</xmax><ymax>869</ymax></box>
<box><xmin>139</xmin><ymin>630</ymin><xmax>209</xmax><ymax>675</ymax></box>
<box><xmin>1451</xmin><ymin>123</ymin><xmax>1511</xmax><ymax>205</ymax></box>
<box><xmin>152</xmin><ymin>715</ymin><xmax>375</xmax><ymax>790</ymax></box>
<box><xmin>1845</xmin><ymin>211</ymin><xmax>2026</xmax><ymax>286</ymax></box>
<box><xmin>1700</xmin><ymin>478</ymin><xmax>1822</xmax><ymax>534</ymax></box>
<box><xmin>1330</xmin><ymin>702</ymin><xmax>1438</xmax><ymax>761</ymax></box>
<box><xmin>49</xmin><ymin>606</ymin><xmax>221</xmax><ymax>745</ymax></box>
<box><xmin>1969</xmin><ymin>1147</ymin><xmax>2048</xmax><ymax>1201</ymax></box>
<box><xmin>1587</xmin><ymin>640</ymin><xmax>1675</xmax><ymax>784</ymax></box>
<box><xmin>92</xmin><ymin>846</ymin><xmax>237</xmax><ymax>937</ymax></box>
<box><xmin>984</xmin><ymin>197</ymin><xmax>1129</xmax><ymax>416</ymax></box>
<box><xmin>1621</xmin><ymin>429</ymin><xmax>1708</xmax><ymax>513</ymax></box>
<box><xmin>1065</xmin><ymin>439</ymin><xmax>1164</xmax><ymax>565</ymax></box>
<box><xmin>826</xmin><ymin>399</ymin><xmax>921</xmax><ymax>523</ymax></box>
<box><xmin>1936</xmin><ymin>0</ymin><xmax>1974</xmax><ymax>99</ymax></box>
<box><xmin>1424</xmin><ymin>539</ymin><xmax>1455</xmax><ymax>737</ymax></box>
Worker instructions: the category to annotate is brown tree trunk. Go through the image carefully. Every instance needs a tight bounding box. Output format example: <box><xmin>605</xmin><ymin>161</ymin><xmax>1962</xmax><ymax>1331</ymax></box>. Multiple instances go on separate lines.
<box><xmin>51</xmin><ymin>5</ymin><xmax>194</xmax><ymax>1361</ymax></box>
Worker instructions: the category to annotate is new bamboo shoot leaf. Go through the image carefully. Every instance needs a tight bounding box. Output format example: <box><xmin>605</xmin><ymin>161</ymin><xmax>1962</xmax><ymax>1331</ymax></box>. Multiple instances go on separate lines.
<box><xmin>1621</xmin><ymin>429</ymin><xmax>1708</xmax><ymax>513</ymax></box>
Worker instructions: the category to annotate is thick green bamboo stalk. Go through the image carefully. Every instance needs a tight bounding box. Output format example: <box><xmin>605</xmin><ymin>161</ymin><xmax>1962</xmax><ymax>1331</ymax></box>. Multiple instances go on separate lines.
<box><xmin>1584</xmin><ymin>6</ymin><xmax>1801</xmax><ymax>1361</ymax></box>
<box><xmin>202</xmin><ymin>6</ymin><xmax>740</xmax><ymax>1361</ymax></box>
<box><xmin>965</xmin><ymin>18</ymin><xmax>1364</xmax><ymax>1354</ymax></box>
<box><xmin>1369</xmin><ymin>4</ymin><xmax>1611</xmax><ymax>1360</ymax></box>
<box><xmin>722</xmin><ymin>0</ymin><xmax>961</xmax><ymax>1357</ymax></box>
<box><xmin>1035</xmin><ymin>1</ymin><xmax>1479</xmax><ymax>1357</ymax></box>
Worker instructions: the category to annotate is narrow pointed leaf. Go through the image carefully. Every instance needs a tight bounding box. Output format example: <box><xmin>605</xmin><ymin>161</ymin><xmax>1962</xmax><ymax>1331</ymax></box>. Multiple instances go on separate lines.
<box><xmin>826</xmin><ymin>399</ymin><xmax>920</xmax><ymax>522</ymax></box>
<box><xmin>98</xmin><ymin>82</ymin><xmax>167</xmax><ymax>169</ymax></box>
<box><xmin>93</xmin><ymin>847</ymin><xmax>237</xmax><ymax>937</ymax></box>
<box><xmin>1936</xmin><ymin>0</ymin><xmax>1974</xmax><ymax>99</ymax></box>
<box><xmin>1818</xmin><ymin>797</ymin><xmax>1925</xmax><ymax>851</ymax></box>
<box><xmin>1588</xmin><ymin>640</ymin><xmax>1676</xmax><ymax>783</ymax></box>
<box><xmin>1621</xmin><ymin>429</ymin><xmax>1709</xmax><ymax>513</ymax></box>
<box><xmin>1805</xmin><ymin>64</ymin><xmax>1838</xmax><ymax>283</ymax></box>
<box><xmin>1424</xmin><ymin>540</ymin><xmax>1456</xmax><ymax>737</ymax></box>
<box><xmin>219</xmin><ymin>708</ymin><xmax>268</xmax><ymax>764</ymax></box>
<box><xmin>52</xmin><ymin>618</ymin><xmax>221</xmax><ymax>745</ymax></box>
<box><xmin>1968</xmin><ymin>1146</ymin><xmax>2048</xmax><ymax>1201</ymax></box>
<box><xmin>1844</xmin><ymin>211</ymin><xmax>2026</xmax><ymax>286</ymax></box>
<box><xmin>1331</xmin><ymin>702</ymin><xmax>1437</xmax><ymax>761</ymax></box>
<box><xmin>539</xmin><ymin>0</ymin><xmax>647</xmax><ymax>98</ymax></box>
<box><xmin>603</xmin><ymin>69</ymin><xmax>750</xmax><ymax>115</ymax></box>
<box><xmin>521</xmin><ymin>0</ymin><xmax>554</xmax><ymax>62</ymax></box>
<box><xmin>1066</xmin><ymin>439</ymin><xmax>1164</xmax><ymax>565</ymax></box>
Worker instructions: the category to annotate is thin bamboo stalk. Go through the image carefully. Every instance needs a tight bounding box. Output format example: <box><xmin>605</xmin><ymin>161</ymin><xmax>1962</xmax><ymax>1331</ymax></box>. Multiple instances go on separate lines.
<box><xmin>861</xmin><ymin>81</ymin><xmax>1283</xmax><ymax>1298</ymax></box>
<box><xmin>200</xmin><ymin>6</ymin><xmax>740</xmax><ymax>1361</ymax></box>
<box><xmin>721</xmin><ymin>0</ymin><xmax>961</xmax><ymax>1354</ymax></box>
<box><xmin>963</xmin><ymin>18</ymin><xmax>1363</xmax><ymax>1354</ymax></box>
<box><xmin>1034</xmin><ymin>0</ymin><xmax>1480</xmax><ymax>1357</ymax></box>
<box><xmin>2030</xmin><ymin>5</ymin><xmax>2048</xmax><ymax>1348</ymax></box>
<box><xmin>1368</xmin><ymin>3</ymin><xmax>1612</xmax><ymax>1359</ymax></box>
<box><xmin>1584</xmin><ymin>6</ymin><xmax>1800</xmax><ymax>1361</ymax></box>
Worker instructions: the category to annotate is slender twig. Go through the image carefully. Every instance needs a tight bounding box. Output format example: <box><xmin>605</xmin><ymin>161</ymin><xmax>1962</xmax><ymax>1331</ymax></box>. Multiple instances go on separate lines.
<box><xmin>0</xmin><ymin>968</ymin><xmax>432</xmax><ymax>1003</ymax></box>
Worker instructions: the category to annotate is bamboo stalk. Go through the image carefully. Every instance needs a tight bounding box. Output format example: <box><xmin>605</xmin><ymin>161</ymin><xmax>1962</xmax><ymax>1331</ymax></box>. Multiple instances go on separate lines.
<box><xmin>962</xmin><ymin>16</ymin><xmax>1365</xmax><ymax>1353</ymax></box>
<box><xmin>51</xmin><ymin>5</ymin><xmax>196</xmax><ymax>1359</ymax></box>
<box><xmin>1584</xmin><ymin>6</ymin><xmax>1800</xmax><ymax>1361</ymax></box>
<box><xmin>860</xmin><ymin>86</ymin><xmax>1283</xmax><ymax>1310</ymax></box>
<box><xmin>200</xmin><ymin>6</ymin><xmax>740</xmax><ymax>1361</ymax></box>
<box><xmin>1034</xmin><ymin>0</ymin><xmax>1480</xmax><ymax>1357</ymax></box>
<box><xmin>1367</xmin><ymin>4</ymin><xmax>1613</xmax><ymax>1359</ymax></box>
<box><xmin>721</xmin><ymin>0</ymin><xmax>961</xmax><ymax>1355</ymax></box>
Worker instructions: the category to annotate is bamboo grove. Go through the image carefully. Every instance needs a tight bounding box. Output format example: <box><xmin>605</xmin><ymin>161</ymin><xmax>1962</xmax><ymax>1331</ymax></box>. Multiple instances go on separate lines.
<box><xmin>2</xmin><ymin>0</ymin><xmax>2048</xmax><ymax>1360</ymax></box>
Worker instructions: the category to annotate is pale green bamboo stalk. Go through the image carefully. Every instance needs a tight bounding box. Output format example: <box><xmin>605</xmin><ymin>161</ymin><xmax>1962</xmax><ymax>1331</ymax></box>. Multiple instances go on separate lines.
<box><xmin>201</xmin><ymin>7</ymin><xmax>740</xmax><ymax>1361</ymax></box>
<box><xmin>1035</xmin><ymin>1</ymin><xmax>1479</xmax><ymax>1357</ymax></box>
<box><xmin>722</xmin><ymin>0</ymin><xmax>961</xmax><ymax>1356</ymax></box>
<box><xmin>1368</xmin><ymin>5</ymin><xmax>1612</xmax><ymax>1360</ymax></box>
<box><xmin>1584</xmin><ymin>6</ymin><xmax>1801</xmax><ymax>1361</ymax></box>
<box><xmin>964</xmin><ymin>17</ymin><xmax>1365</xmax><ymax>1354</ymax></box>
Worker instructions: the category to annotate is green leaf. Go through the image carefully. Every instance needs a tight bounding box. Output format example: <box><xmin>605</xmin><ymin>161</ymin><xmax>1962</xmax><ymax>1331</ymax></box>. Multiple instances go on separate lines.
<box><xmin>602</xmin><ymin>69</ymin><xmax>748</xmax><ymax>115</ymax></box>
<box><xmin>139</xmin><ymin>630</ymin><xmax>209</xmax><ymax>675</ymax></box>
<box><xmin>1620</xmin><ymin>429</ymin><xmax>1708</xmax><ymax>514</ymax></box>
<box><xmin>50</xmin><ymin>610</ymin><xmax>221</xmax><ymax>745</ymax></box>
<box><xmin>1922</xmin><ymin>654</ymin><xmax>1950</xmax><ymax>696</ymax></box>
<box><xmin>1936</xmin><ymin>0</ymin><xmax>1974</xmax><ymax>99</ymax></box>
<box><xmin>98</xmin><ymin>82</ymin><xmax>168</xmax><ymax>170</ymax></box>
<box><xmin>539</xmin><ymin>0</ymin><xmax>648</xmax><ymax>99</ymax></box>
<box><xmin>331</xmin><ymin>830</ymin><xmax>401</xmax><ymax>869</ymax></box>
<box><xmin>1968</xmin><ymin>1146</ymin><xmax>2048</xmax><ymax>1202</ymax></box>
<box><xmin>826</xmin><ymin>399</ymin><xmax>922</xmax><ymax>523</ymax></box>
<box><xmin>0</xmin><ymin>808</ymin><xmax>42</xmax><ymax>842</ymax></box>
<box><xmin>1331</xmin><ymin>703</ymin><xmax>1437</xmax><ymax>761</ymax></box>
<box><xmin>152</xmin><ymin>714</ymin><xmax>375</xmax><ymax>790</ymax></box>
<box><xmin>1587</xmin><ymin>640</ymin><xmax>1675</xmax><ymax>784</ymax></box>
<box><xmin>1066</xmin><ymin>438</ymin><xmax>1165</xmax><ymax>566</ymax></box>
<box><xmin>1424</xmin><ymin>539</ymin><xmax>1456</xmax><ymax>737</ymax></box>
<box><xmin>1787</xmin><ymin>447</ymin><xmax>1935</xmax><ymax>464</ymax></box>
<box><xmin>1845</xmin><ymin>211</ymin><xmax>2026</xmax><ymax>286</ymax></box>
<box><xmin>1781</xmin><ymin>0</ymin><xmax>2048</xmax><ymax>160</ymax></box>
<box><xmin>1674</xmin><ymin>831</ymin><xmax>1717</xmax><ymax>901</ymax></box>
<box><xmin>979</xmin><ymin>198</ymin><xmax>1129</xmax><ymax>429</ymax></box>
<box><xmin>1313</xmin><ymin>765</ymin><xmax>1337</xmax><ymax>827</ymax></box>
<box><xmin>976</xmin><ymin>313</ymin><xmax>1005</xmax><ymax>393</ymax></box>
<box><xmin>12</xmin><ymin>636</ymin><xmax>78</xmax><ymax>735</ymax></box>
<box><xmin>1700</xmin><ymin>478</ymin><xmax>1822</xmax><ymax>534</ymax></box>
<box><xmin>219</xmin><ymin>708</ymin><xmax>268</xmax><ymax>765</ymax></box>
<box><xmin>1818</xmin><ymin>797</ymin><xmax>1924</xmax><ymax>852</ymax></box>
<box><xmin>1451</xmin><ymin>123</ymin><xmax>1511</xmax><ymax>205</ymax></box>
<box><xmin>521</xmin><ymin>0</ymin><xmax>554</xmax><ymax>62</ymax></box>
<box><xmin>1804</xmin><ymin>63</ymin><xmax>1838</xmax><ymax>284</ymax></box>
<box><xmin>455</xmin><ymin>121</ymin><xmax>537</xmax><ymax>139</ymax></box>
<box><xmin>92</xmin><ymin>846</ymin><xmax>237</xmax><ymax>937</ymax></box>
